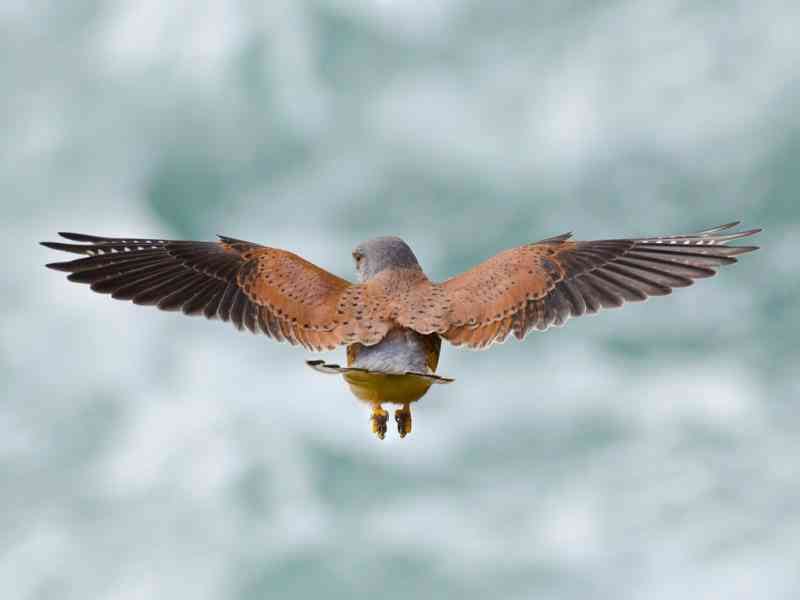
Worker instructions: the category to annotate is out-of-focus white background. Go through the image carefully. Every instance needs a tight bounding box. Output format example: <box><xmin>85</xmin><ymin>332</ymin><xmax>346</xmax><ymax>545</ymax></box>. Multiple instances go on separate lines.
<box><xmin>3</xmin><ymin>1</ymin><xmax>799</xmax><ymax>598</ymax></box>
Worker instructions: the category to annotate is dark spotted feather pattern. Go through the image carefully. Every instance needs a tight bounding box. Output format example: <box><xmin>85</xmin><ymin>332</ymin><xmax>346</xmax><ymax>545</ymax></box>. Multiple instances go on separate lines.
<box><xmin>42</xmin><ymin>223</ymin><xmax>760</xmax><ymax>354</ymax></box>
<box><xmin>440</xmin><ymin>222</ymin><xmax>760</xmax><ymax>349</ymax></box>
<box><xmin>40</xmin><ymin>232</ymin><xmax>379</xmax><ymax>351</ymax></box>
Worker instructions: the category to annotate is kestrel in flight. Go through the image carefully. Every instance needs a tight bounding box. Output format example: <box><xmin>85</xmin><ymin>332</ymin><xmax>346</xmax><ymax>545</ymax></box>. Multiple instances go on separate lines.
<box><xmin>42</xmin><ymin>221</ymin><xmax>760</xmax><ymax>439</ymax></box>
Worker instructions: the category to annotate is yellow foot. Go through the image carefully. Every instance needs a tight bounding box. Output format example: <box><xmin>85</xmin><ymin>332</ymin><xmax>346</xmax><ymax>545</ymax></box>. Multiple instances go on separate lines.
<box><xmin>395</xmin><ymin>405</ymin><xmax>412</xmax><ymax>438</ymax></box>
<box><xmin>370</xmin><ymin>406</ymin><xmax>388</xmax><ymax>440</ymax></box>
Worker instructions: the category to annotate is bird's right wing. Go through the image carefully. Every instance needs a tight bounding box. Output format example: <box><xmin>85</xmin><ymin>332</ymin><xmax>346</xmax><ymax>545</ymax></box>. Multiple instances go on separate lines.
<box><xmin>42</xmin><ymin>233</ymin><xmax>392</xmax><ymax>351</ymax></box>
<box><xmin>438</xmin><ymin>222</ymin><xmax>761</xmax><ymax>349</ymax></box>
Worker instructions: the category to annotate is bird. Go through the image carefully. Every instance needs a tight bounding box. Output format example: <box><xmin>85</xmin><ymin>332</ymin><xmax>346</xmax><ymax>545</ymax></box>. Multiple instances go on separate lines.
<box><xmin>41</xmin><ymin>221</ymin><xmax>760</xmax><ymax>439</ymax></box>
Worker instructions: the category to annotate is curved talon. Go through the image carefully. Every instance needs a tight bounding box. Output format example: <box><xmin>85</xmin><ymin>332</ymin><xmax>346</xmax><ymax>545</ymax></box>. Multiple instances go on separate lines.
<box><xmin>395</xmin><ymin>405</ymin><xmax>412</xmax><ymax>438</ymax></box>
<box><xmin>370</xmin><ymin>406</ymin><xmax>388</xmax><ymax>440</ymax></box>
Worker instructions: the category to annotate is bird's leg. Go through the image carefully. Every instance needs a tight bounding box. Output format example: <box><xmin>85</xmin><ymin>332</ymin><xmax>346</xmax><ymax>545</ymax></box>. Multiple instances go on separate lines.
<box><xmin>370</xmin><ymin>404</ymin><xmax>388</xmax><ymax>440</ymax></box>
<box><xmin>395</xmin><ymin>404</ymin><xmax>412</xmax><ymax>438</ymax></box>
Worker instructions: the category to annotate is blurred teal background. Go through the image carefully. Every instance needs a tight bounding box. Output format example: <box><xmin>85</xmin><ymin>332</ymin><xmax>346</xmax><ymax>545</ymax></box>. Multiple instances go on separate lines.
<box><xmin>3</xmin><ymin>1</ymin><xmax>799</xmax><ymax>598</ymax></box>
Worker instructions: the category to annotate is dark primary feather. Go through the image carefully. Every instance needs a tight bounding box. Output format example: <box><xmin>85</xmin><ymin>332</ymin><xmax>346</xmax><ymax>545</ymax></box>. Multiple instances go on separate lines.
<box><xmin>510</xmin><ymin>221</ymin><xmax>760</xmax><ymax>340</ymax></box>
<box><xmin>443</xmin><ymin>221</ymin><xmax>761</xmax><ymax>348</ymax></box>
<box><xmin>40</xmin><ymin>232</ymin><xmax>312</xmax><ymax>347</ymax></box>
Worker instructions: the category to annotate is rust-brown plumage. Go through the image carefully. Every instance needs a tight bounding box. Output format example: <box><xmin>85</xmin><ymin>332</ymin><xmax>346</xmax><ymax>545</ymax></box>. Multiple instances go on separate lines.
<box><xmin>42</xmin><ymin>222</ymin><xmax>760</xmax><ymax>439</ymax></box>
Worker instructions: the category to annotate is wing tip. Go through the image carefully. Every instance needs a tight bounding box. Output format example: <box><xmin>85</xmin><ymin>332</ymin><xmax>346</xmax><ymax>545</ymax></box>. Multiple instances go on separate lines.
<box><xmin>57</xmin><ymin>232</ymin><xmax>102</xmax><ymax>242</ymax></box>
<box><xmin>717</xmin><ymin>227</ymin><xmax>762</xmax><ymax>244</ymax></box>
<box><xmin>697</xmin><ymin>221</ymin><xmax>740</xmax><ymax>234</ymax></box>
<box><xmin>217</xmin><ymin>234</ymin><xmax>246</xmax><ymax>244</ymax></box>
<box><xmin>729</xmin><ymin>244</ymin><xmax>760</xmax><ymax>255</ymax></box>
<box><xmin>701</xmin><ymin>223</ymin><xmax>761</xmax><ymax>238</ymax></box>
<box><xmin>538</xmin><ymin>231</ymin><xmax>574</xmax><ymax>243</ymax></box>
<box><xmin>695</xmin><ymin>221</ymin><xmax>763</xmax><ymax>236</ymax></box>
<box><xmin>41</xmin><ymin>235</ymin><xmax>101</xmax><ymax>253</ymax></box>
<box><xmin>40</xmin><ymin>240</ymin><xmax>82</xmax><ymax>254</ymax></box>
<box><xmin>44</xmin><ymin>260</ymin><xmax>73</xmax><ymax>271</ymax></box>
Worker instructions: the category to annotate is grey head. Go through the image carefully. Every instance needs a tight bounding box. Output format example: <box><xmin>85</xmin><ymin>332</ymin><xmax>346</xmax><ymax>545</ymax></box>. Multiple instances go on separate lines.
<box><xmin>352</xmin><ymin>236</ymin><xmax>421</xmax><ymax>281</ymax></box>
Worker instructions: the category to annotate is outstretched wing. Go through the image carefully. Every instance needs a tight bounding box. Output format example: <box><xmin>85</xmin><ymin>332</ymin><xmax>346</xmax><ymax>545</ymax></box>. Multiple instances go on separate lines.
<box><xmin>439</xmin><ymin>222</ymin><xmax>761</xmax><ymax>349</ymax></box>
<box><xmin>41</xmin><ymin>233</ymin><xmax>391</xmax><ymax>351</ymax></box>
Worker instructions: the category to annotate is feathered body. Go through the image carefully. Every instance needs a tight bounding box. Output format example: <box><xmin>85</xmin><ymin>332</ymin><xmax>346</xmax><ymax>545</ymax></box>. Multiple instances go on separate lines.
<box><xmin>42</xmin><ymin>223</ymin><xmax>761</xmax><ymax>439</ymax></box>
<box><xmin>339</xmin><ymin>238</ymin><xmax>448</xmax><ymax>437</ymax></box>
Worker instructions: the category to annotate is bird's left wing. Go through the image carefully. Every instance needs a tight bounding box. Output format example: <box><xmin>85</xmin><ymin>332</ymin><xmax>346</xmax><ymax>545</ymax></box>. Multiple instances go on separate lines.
<box><xmin>42</xmin><ymin>233</ymin><xmax>391</xmax><ymax>351</ymax></box>
<box><xmin>437</xmin><ymin>222</ymin><xmax>761</xmax><ymax>349</ymax></box>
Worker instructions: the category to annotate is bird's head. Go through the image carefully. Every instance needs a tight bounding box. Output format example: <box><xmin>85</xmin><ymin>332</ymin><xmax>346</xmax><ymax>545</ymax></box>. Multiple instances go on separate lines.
<box><xmin>352</xmin><ymin>236</ymin><xmax>421</xmax><ymax>281</ymax></box>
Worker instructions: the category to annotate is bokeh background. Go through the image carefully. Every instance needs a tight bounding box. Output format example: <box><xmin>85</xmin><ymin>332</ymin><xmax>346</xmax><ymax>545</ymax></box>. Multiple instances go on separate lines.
<box><xmin>3</xmin><ymin>1</ymin><xmax>799</xmax><ymax>598</ymax></box>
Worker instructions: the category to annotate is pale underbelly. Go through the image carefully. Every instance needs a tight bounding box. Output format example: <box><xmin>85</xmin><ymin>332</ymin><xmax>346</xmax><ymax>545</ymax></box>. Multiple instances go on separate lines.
<box><xmin>345</xmin><ymin>328</ymin><xmax>441</xmax><ymax>405</ymax></box>
<box><xmin>348</xmin><ymin>327</ymin><xmax>432</xmax><ymax>374</ymax></box>
<box><xmin>342</xmin><ymin>370</ymin><xmax>434</xmax><ymax>405</ymax></box>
